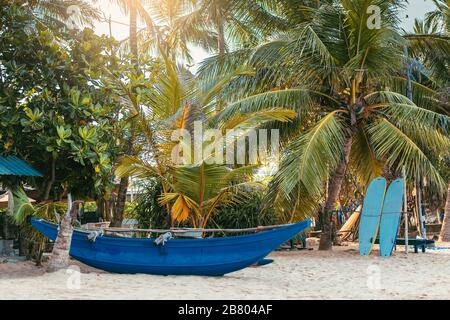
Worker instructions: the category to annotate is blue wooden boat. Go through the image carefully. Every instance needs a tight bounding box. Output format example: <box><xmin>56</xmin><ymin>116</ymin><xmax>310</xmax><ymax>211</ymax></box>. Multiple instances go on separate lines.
<box><xmin>31</xmin><ymin>218</ymin><xmax>310</xmax><ymax>276</ymax></box>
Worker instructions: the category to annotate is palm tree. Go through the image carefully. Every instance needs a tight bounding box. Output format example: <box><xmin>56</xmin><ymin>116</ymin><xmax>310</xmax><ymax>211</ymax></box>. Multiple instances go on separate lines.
<box><xmin>131</xmin><ymin>0</ymin><xmax>217</xmax><ymax>65</ymax></box>
<box><xmin>180</xmin><ymin>0</ymin><xmax>287</xmax><ymax>55</ymax></box>
<box><xmin>104</xmin><ymin>0</ymin><xmax>156</xmax><ymax>227</ymax></box>
<box><xmin>198</xmin><ymin>0</ymin><xmax>450</xmax><ymax>250</ymax></box>
<box><xmin>405</xmin><ymin>7</ymin><xmax>450</xmax><ymax>242</ymax></box>
<box><xmin>425</xmin><ymin>0</ymin><xmax>449</xmax><ymax>33</ymax></box>
<box><xmin>111</xmin><ymin>0</ymin><xmax>290</xmax><ymax>231</ymax></box>
<box><xmin>109</xmin><ymin>0</ymin><xmax>156</xmax><ymax>67</ymax></box>
<box><xmin>405</xmin><ymin>18</ymin><xmax>450</xmax><ymax>88</ymax></box>
<box><xmin>46</xmin><ymin>195</ymin><xmax>79</xmax><ymax>272</ymax></box>
<box><xmin>114</xmin><ymin>52</ymin><xmax>296</xmax><ymax>227</ymax></box>
<box><xmin>440</xmin><ymin>182</ymin><xmax>450</xmax><ymax>241</ymax></box>
<box><xmin>10</xmin><ymin>185</ymin><xmax>74</xmax><ymax>269</ymax></box>
<box><xmin>411</xmin><ymin>3</ymin><xmax>450</xmax><ymax>242</ymax></box>
<box><xmin>129</xmin><ymin>0</ymin><xmax>139</xmax><ymax>66</ymax></box>
<box><xmin>127</xmin><ymin>0</ymin><xmax>284</xmax><ymax>61</ymax></box>
<box><xmin>158</xmin><ymin>164</ymin><xmax>261</xmax><ymax>228</ymax></box>
<box><xmin>11</xmin><ymin>0</ymin><xmax>101</xmax><ymax>30</ymax></box>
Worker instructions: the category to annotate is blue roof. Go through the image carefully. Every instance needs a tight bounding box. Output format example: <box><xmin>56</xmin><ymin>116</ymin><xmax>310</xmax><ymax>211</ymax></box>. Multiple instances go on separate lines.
<box><xmin>0</xmin><ymin>156</ymin><xmax>43</xmax><ymax>177</ymax></box>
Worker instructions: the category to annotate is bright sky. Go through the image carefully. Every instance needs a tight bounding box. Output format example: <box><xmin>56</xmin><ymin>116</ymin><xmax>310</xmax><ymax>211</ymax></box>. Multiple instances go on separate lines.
<box><xmin>403</xmin><ymin>0</ymin><xmax>436</xmax><ymax>30</ymax></box>
<box><xmin>90</xmin><ymin>0</ymin><xmax>436</xmax><ymax>68</ymax></box>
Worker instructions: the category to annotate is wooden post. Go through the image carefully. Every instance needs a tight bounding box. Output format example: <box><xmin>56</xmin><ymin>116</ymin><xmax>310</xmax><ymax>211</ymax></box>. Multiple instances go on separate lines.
<box><xmin>108</xmin><ymin>15</ymin><xmax>112</xmax><ymax>38</ymax></box>
<box><xmin>403</xmin><ymin>167</ymin><xmax>408</xmax><ymax>255</ymax></box>
<box><xmin>404</xmin><ymin>47</ymin><xmax>413</xmax><ymax>101</ymax></box>
<box><xmin>7</xmin><ymin>189</ymin><xmax>13</xmax><ymax>216</ymax></box>
<box><xmin>416</xmin><ymin>172</ymin><xmax>427</xmax><ymax>238</ymax></box>
<box><xmin>403</xmin><ymin>47</ymin><xmax>411</xmax><ymax>254</ymax></box>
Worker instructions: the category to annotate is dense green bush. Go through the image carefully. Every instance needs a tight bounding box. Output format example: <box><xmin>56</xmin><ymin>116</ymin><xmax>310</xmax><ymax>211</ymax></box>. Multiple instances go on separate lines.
<box><xmin>128</xmin><ymin>179</ymin><xmax>168</xmax><ymax>229</ymax></box>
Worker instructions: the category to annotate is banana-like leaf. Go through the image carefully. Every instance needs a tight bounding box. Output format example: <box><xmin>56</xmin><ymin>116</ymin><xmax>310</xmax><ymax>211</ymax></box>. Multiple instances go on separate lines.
<box><xmin>10</xmin><ymin>187</ymin><xmax>35</xmax><ymax>225</ymax></box>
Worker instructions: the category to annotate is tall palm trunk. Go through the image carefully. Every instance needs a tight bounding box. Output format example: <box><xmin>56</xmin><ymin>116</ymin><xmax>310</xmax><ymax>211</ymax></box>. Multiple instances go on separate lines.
<box><xmin>47</xmin><ymin>195</ymin><xmax>75</xmax><ymax>272</ymax></box>
<box><xmin>217</xmin><ymin>16</ymin><xmax>225</xmax><ymax>55</ymax></box>
<box><xmin>111</xmin><ymin>177</ymin><xmax>129</xmax><ymax>227</ymax></box>
<box><xmin>319</xmin><ymin>133</ymin><xmax>353</xmax><ymax>250</ymax></box>
<box><xmin>43</xmin><ymin>155</ymin><xmax>56</xmax><ymax>200</ymax></box>
<box><xmin>439</xmin><ymin>181</ymin><xmax>450</xmax><ymax>242</ymax></box>
<box><xmin>129</xmin><ymin>0</ymin><xmax>138</xmax><ymax>68</ymax></box>
<box><xmin>96</xmin><ymin>198</ymin><xmax>104</xmax><ymax>220</ymax></box>
<box><xmin>110</xmin><ymin>0</ymin><xmax>138</xmax><ymax>226</ymax></box>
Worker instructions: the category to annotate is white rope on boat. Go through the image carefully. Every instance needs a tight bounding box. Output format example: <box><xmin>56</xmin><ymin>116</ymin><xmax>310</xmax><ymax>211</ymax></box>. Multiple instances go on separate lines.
<box><xmin>154</xmin><ymin>232</ymin><xmax>173</xmax><ymax>246</ymax></box>
<box><xmin>87</xmin><ymin>230</ymin><xmax>103</xmax><ymax>242</ymax></box>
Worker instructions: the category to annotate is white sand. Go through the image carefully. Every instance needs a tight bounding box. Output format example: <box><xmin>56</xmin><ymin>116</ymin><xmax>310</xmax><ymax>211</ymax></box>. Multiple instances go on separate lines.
<box><xmin>1</xmin><ymin>243</ymin><xmax>450</xmax><ymax>300</ymax></box>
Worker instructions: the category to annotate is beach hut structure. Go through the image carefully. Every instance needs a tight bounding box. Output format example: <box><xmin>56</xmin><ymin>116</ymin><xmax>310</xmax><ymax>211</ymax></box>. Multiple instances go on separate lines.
<box><xmin>0</xmin><ymin>155</ymin><xmax>42</xmax><ymax>254</ymax></box>
<box><xmin>0</xmin><ymin>155</ymin><xmax>42</xmax><ymax>212</ymax></box>
<box><xmin>0</xmin><ymin>192</ymin><xmax>36</xmax><ymax>209</ymax></box>
<box><xmin>0</xmin><ymin>156</ymin><xmax>43</xmax><ymax>178</ymax></box>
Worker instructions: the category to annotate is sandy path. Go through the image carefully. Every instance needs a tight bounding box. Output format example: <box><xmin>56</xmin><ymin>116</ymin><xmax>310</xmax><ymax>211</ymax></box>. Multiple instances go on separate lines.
<box><xmin>1</xmin><ymin>244</ymin><xmax>450</xmax><ymax>299</ymax></box>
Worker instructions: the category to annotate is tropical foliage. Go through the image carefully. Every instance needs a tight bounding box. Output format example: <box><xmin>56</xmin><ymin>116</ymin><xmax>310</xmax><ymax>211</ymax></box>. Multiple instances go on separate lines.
<box><xmin>114</xmin><ymin>49</ymin><xmax>295</xmax><ymax>228</ymax></box>
<box><xmin>0</xmin><ymin>0</ymin><xmax>449</xmax><ymax>261</ymax></box>
<box><xmin>197</xmin><ymin>0</ymin><xmax>450</xmax><ymax>248</ymax></box>
<box><xmin>0</xmin><ymin>5</ymin><xmax>121</xmax><ymax>201</ymax></box>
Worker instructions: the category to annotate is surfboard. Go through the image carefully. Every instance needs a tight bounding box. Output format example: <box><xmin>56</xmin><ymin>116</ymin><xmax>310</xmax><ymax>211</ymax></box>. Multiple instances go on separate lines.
<box><xmin>379</xmin><ymin>178</ymin><xmax>405</xmax><ymax>257</ymax></box>
<box><xmin>338</xmin><ymin>205</ymin><xmax>361</xmax><ymax>241</ymax></box>
<box><xmin>359</xmin><ymin>177</ymin><xmax>387</xmax><ymax>256</ymax></box>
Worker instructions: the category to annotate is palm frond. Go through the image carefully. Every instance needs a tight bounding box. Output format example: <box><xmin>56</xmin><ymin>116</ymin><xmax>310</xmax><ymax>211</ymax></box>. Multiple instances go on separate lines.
<box><xmin>350</xmin><ymin>125</ymin><xmax>384</xmax><ymax>187</ymax></box>
<box><xmin>264</xmin><ymin>177</ymin><xmax>320</xmax><ymax>223</ymax></box>
<box><xmin>158</xmin><ymin>192</ymin><xmax>198</xmax><ymax>222</ymax></box>
<box><xmin>10</xmin><ymin>187</ymin><xmax>35</xmax><ymax>225</ymax></box>
<box><xmin>272</xmin><ymin>110</ymin><xmax>347</xmax><ymax>198</ymax></box>
<box><xmin>212</xmin><ymin>88</ymin><xmax>319</xmax><ymax>126</ymax></box>
<box><xmin>115</xmin><ymin>155</ymin><xmax>159</xmax><ymax>179</ymax></box>
<box><xmin>220</xmin><ymin>108</ymin><xmax>297</xmax><ymax>130</ymax></box>
<box><xmin>368</xmin><ymin>118</ymin><xmax>446</xmax><ymax>193</ymax></box>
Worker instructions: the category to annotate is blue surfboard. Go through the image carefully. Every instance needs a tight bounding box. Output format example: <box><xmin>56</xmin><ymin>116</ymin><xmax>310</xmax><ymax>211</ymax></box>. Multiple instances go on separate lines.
<box><xmin>359</xmin><ymin>177</ymin><xmax>387</xmax><ymax>256</ymax></box>
<box><xmin>379</xmin><ymin>178</ymin><xmax>405</xmax><ymax>257</ymax></box>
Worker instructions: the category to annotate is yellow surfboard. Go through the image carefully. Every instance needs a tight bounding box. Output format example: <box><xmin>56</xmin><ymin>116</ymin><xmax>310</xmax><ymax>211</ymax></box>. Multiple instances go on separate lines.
<box><xmin>338</xmin><ymin>205</ymin><xmax>361</xmax><ymax>241</ymax></box>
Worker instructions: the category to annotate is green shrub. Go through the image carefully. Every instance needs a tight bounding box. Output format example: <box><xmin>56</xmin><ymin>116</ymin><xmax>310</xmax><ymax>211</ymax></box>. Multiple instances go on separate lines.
<box><xmin>128</xmin><ymin>179</ymin><xmax>168</xmax><ymax>229</ymax></box>
<box><xmin>124</xmin><ymin>202</ymin><xmax>138</xmax><ymax>218</ymax></box>
<box><xmin>83</xmin><ymin>201</ymin><xmax>97</xmax><ymax>213</ymax></box>
<box><xmin>206</xmin><ymin>191</ymin><xmax>277</xmax><ymax>229</ymax></box>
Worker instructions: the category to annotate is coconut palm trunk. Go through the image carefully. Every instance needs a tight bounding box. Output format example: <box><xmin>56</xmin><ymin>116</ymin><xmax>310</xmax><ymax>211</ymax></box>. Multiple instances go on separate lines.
<box><xmin>111</xmin><ymin>177</ymin><xmax>129</xmax><ymax>227</ymax></box>
<box><xmin>439</xmin><ymin>182</ymin><xmax>450</xmax><ymax>242</ymax></box>
<box><xmin>129</xmin><ymin>0</ymin><xmax>138</xmax><ymax>68</ymax></box>
<box><xmin>111</xmin><ymin>0</ymin><xmax>139</xmax><ymax>227</ymax></box>
<box><xmin>319</xmin><ymin>132</ymin><xmax>353</xmax><ymax>250</ymax></box>
<box><xmin>217</xmin><ymin>16</ymin><xmax>225</xmax><ymax>55</ymax></box>
<box><xmin>47</xmin><ymin>194</ymin><xmax>74</xmax><ymax>272</ymax></box>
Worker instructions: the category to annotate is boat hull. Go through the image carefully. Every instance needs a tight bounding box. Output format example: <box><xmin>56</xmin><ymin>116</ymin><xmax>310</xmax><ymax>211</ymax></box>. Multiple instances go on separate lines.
<box><xmin>31</xmin><ymin>218</ymin><xmax>310</xmax><ymax>276</ymax></box>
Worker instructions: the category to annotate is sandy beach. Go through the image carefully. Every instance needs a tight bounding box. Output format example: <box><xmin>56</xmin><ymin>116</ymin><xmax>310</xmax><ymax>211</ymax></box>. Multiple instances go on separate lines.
<box><xmin>1</xmin><ymin>242</ymin><xmax>450</xmax><ymax>300</ymax></box>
